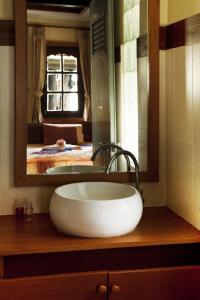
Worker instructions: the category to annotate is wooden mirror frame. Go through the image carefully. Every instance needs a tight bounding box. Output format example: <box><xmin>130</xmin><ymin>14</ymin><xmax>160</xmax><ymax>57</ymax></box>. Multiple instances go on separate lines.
<box><xmin>14</xmin><ymin>0</ymin><xmax>159</xmax><ymax>186</ymax></box>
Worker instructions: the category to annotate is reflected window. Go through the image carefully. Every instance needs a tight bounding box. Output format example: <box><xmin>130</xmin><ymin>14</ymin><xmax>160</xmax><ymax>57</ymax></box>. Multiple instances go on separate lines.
<box><xmin>47</xmin><ymin>94</ymin><xmax>62</xmax><ymax>111</ymax></box>
<box><xmin>42</xmin><ymin>46</ymin><xmax>84</xmax><ymax>118</ymax></box>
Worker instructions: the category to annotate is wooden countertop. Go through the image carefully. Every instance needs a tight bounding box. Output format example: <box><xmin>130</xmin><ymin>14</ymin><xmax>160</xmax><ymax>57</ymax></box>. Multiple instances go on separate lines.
<box><xmin>0</xmin><ymin>207</ymin><xmax>199</xmax><ymax>256</ymax></box>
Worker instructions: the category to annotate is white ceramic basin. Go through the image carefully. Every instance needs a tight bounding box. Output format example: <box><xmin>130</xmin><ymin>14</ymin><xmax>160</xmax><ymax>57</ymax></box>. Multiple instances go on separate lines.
<box><xmin>49</xmin><ymin>182</ymin><xmax>143</xmax><ymax>238</ymax></box>
<box><xmin>46</xmin><ymin>165</ymin><xmax>104</xmax><ymax>174</ymax></box>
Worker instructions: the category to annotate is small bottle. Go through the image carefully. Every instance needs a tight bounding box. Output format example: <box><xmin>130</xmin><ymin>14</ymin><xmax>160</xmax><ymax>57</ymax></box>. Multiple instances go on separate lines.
<box><xmin>25</xmin><ymin>201</ymin><xmax>34</xmax><ymax>221</ymax></box>
<box><xmin>15</xmin><ymin>200</ymin><xmax>24</xmax><ymax>220</ymax></box>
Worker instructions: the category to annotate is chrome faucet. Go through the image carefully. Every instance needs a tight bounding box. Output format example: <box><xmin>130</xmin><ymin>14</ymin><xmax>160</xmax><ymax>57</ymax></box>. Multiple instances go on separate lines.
<box><xmin>91</xmin><ymin>143</ymin><xmax>131</xmax><ymax>171</ymax></box>
<box><xmin>106</xmin><ymin>149</ymin><xmax>141</xmax><ymax>193</ymax></box>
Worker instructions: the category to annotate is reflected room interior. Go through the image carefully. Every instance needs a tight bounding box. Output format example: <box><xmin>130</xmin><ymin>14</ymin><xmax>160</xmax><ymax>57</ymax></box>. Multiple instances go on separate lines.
<box><xmin>26</xmin><ymin>0</ymin><xmax>94</xmax><ymax>175</ymax></box>
<box><xmin>26</xmin><ymin>0</ymin><xmax>149</xmax><ymax>176</ymax></box>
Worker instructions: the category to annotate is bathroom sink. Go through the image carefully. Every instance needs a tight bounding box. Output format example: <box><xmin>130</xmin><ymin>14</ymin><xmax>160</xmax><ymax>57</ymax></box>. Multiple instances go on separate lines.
<box><xmin>49</xmin><ymin>182</ymin><xmax>143</xmax><ymax>238</ymax></box>
<box><xmin>46</xmin><ymin>165</ymin><xmax>104</xmax><ymax>174</ymax></box>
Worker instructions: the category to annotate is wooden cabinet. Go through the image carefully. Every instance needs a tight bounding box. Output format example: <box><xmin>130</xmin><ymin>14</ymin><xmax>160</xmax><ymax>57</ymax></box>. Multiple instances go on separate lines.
<box><xmin>0</xmin><ymin>271</ymin><xmax>107</xmax><ymax>300</ymax></box>
<box><xmin>109</xmin><ymin>266</ymin><xmax>200</xmax><ymax>300</ymax></box>
<box><xmin>1</xmin><ymin>266</ymin><xmax>200</xmax><ymax>300</ymax></box>
<box><xmin>0</xmin><ymin>209</ymin><xmax>200</xmax><ymax>300</ymax></box>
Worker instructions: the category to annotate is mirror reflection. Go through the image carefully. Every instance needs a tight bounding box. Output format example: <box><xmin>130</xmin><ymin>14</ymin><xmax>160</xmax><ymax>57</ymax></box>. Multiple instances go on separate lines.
<box><xmin>26</xmin><ymin>0</ymin><xmax>148</xmax><ymax>175</ymax></box>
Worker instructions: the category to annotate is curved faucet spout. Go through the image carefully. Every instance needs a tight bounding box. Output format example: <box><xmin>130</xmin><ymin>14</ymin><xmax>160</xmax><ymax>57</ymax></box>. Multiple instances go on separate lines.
<box><xmin>106</xmin><ymin>150</ymin><xmax>140</xmax><ymax>192</ymax></box>
<box><xmin>91</xmin><ymin>143</ymin><xmax>131</xmax><ymax>171</ymax></box>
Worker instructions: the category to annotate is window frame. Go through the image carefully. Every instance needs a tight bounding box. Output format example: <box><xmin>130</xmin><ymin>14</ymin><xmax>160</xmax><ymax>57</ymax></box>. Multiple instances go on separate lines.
<box><xmin>42</xmin><ymin>45</ymin><xmax>84</xmax><ymax>118</ymax></box>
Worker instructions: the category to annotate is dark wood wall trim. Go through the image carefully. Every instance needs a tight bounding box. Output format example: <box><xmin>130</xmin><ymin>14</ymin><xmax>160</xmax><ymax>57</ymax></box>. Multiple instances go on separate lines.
<box><xmin>159</xmin><ymin>21</ymin><xmax>185</xmax><ymax>50</ymax></box>
<box><xmin>159</xmin><ymin>12</ymin><xmax>200</xmax><ymax>50</ymax></box>
<box><xmin>3</xmin><ymin>11</ymin><xmax>200</xmax><ymax>50</ymax></box>
<box><xmin>186</xmin><ymin>14</ymin><xmax>200</xmax><ymax>45</ymax></box>
<box><xmin>0</xmin><ymin>20</ymin><xmax>15</xmax><ymax>46</ymax></box>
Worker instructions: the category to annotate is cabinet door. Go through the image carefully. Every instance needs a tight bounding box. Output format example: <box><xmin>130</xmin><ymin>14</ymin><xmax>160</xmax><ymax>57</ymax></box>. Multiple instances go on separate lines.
<box><xmin>109</xmin><ymin>266</ymin><xmax>200</xmax><ymax>300</ymax></box>
<box><xmin>0</xmin><ymin>271</ymin><xmax>107</xmax><ymax>300</ymax></box>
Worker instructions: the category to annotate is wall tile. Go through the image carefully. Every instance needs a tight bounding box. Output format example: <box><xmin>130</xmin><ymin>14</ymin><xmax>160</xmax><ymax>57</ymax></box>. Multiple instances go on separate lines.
<box><xmin>168</xmin><ymin>140</ymin><xmax>194</xmax><ymax>224</ymax></box>
<box><xmin>166</xmin><ymin>138</ymin><xmax>177</xmax><ymax>209</ymax></box>
<box><xmin>192</xmin><ymin>44</ymin><xmax>200</xmax><ymax>146</ymax></box>
<box><xmin>142</xmin><ymin>51</ymin><xmax>167</xmax><ymax>208</ymax></box>
<box><xmin>174</xmin><ymin>46</ymin><xmax>193</xmax><ymax>143</ymax></box>
<box><xmin>192</xmin><ymin>145</ymin><xmax>200</xmax><ymax>228</ymax></box>
<box><xmin>166</xmin><ymin>49</ymin><xmax>175</xmax><ymax>141</ymax></box>
<box><xmin>0</xmin><ymin>46</ymin><xmax>14</xmax><ymax>139</ymax></box>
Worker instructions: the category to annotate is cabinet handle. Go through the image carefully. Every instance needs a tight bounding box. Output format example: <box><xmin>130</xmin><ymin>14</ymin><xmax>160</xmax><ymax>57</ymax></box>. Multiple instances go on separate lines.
<box><xmin>111</xmin><ymin>285</ymin><xmax>120</xmax><ymax>294</ymax></box>
<box><xmin>97</xmin><ymin>284</ymin><xmax>107</xmax><ymax>294</ymax></box>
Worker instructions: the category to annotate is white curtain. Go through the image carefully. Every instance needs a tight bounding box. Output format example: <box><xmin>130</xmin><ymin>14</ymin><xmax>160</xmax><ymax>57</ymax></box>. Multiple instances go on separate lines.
<box><xmin>117</xmin><ymin>0</ymin><xmax>140</xmax><ymax>169</ymax></box>
<box><xmin>27</xmin><ymin>26</ymin><xmax>46</xmax><ymax>124</ymax></box>
<box><xmin>77</xmin><ymin>30</ymin><xmax>91</xmax><ymax>122</ymax></box>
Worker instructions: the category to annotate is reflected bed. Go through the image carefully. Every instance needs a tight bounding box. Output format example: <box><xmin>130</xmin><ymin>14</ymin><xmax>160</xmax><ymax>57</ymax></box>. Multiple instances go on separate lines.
<box><xmin>27</xmin><ymin>144</ymin><xmax>93</xmax><ymax>174</ymax></box>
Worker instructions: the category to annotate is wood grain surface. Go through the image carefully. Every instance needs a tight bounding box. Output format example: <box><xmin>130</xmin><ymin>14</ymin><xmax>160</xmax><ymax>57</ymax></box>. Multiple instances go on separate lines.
<box><xmin>0</xmin><ymin>207</ymin><xmax>199</xmax><ymax>256</ymax></box>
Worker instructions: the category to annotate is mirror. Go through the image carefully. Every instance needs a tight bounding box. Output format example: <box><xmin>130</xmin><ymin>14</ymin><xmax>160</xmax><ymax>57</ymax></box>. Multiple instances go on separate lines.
<box><xmin>14</xmin><ymin>0</ymin><xmax>159</xmax><ymax>186</ymax></box>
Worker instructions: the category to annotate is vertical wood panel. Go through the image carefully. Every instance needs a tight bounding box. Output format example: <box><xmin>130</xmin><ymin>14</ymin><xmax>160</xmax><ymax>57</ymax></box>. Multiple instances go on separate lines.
<box><xmin>0</xmin><ymin>257</ymin><xmax>3</xmax><ymax>279</ymax></box>
<box><xmin>148</xmin><ymin>0</ymin><xmax>159</xmax><ymax>179</ymax></box>
<box><xmin>14</xmin><ymin>0</ymin><xmax>28</xmax><ymax>185</ymax></box>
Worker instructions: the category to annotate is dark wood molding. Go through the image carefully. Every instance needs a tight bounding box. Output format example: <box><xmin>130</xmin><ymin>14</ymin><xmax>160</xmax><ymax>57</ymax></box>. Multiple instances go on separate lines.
<box><xmin>0</xmin><ymin>20</ymin><xmax>15</xmax><ymax>46</ymax></box>
<box><xmin>114</xmin><ymin>46</ymin><xmax>120</xmax><ymax>64</ymax></box>
<box><xmin>186</xmin><ymin>14</ymin><xmax>200</xmax><ymax>45</ymax></box>
<box><xmin>159</xmin><ymin>12</ymin><xmax>200</xmax><ymax>50</ymax></box>
<box><xmin>159</xmin><ymin>20</ymin><xmax>185</xmax><ymax>50</ymax></box>
<box><xmin>147</xmin><ymin>0</ymin><xmax>159</xmax><ymax>181</ymax></box>
<box><xmin>3</xmin><ymin>244</ymin><xmax>200</xmax><ymax>278</ymax></box>
<box><xmin>3</xmin><ymin>10</ymin><xmax>200</xmax><ymax>50</ymax></box>
<box><xmin>0</xmin><ymin>256</ymin><xmax>3</xmax><ymax>279</ymax></box>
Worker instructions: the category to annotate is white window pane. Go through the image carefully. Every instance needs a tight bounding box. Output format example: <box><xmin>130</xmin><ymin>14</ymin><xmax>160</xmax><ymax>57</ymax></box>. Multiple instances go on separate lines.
<box><xmin>63</xmin><ymin>55</ymin><xmax>77</xmax><ymax>72</ymax></box>
<box><xmin>47</xmin><ymin>74</ymin><xmax>62</xmax><ymax>92</ymax></box>
<box><xmin>63</xmin><ymin>74</ymin><xmax>78</xmax><ymax>92</ymax></box>
<box><xmin>47</xmin><ymin>54</ymin><xmax>61</xmax><ymax>72</ymax></box>
<box><xmin>63</xmin><ymin>93</ymin><xmax>78</xmax><ymax>111</ymax></box>
<box><xmin>47</xmin><ymin>94</ymin><xmax>62</xmax><ymax>111</ymax></box>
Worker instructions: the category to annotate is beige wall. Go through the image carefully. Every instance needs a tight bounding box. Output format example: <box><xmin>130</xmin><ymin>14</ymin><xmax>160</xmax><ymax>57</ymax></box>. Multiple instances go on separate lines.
<box><xmin>45</xmin><ymin>27</ymin><xmax>78</xmax><ymax>44</ymax></box>
<box><xmin>0</xmin><ymin>47</ymin><xmax>54</xmax><ymax>215</ymax></box>
<box><xmin>0</xmin><ymin>0</ymin><xmax>167</xmax><ymax>215</ymax></box>
<box><xmin>166</xmin><ymin>0</ymin><xmax>200</xmax><ymax>229</ymax></box>
<box><xmin>160</xmin><ymin>0</ymin><xmax>168</xmax><ymax>25</ymax></box>
<box><xmin>168</xmin><ymin>0</ymin><xmax>200</xmax><ymax>24</ymax></box>
<box><xmin>0</xmin><ymin>0</ymin><xmax>13</xmax><ymax>19</ymax></box>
